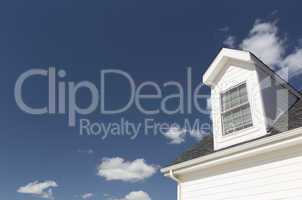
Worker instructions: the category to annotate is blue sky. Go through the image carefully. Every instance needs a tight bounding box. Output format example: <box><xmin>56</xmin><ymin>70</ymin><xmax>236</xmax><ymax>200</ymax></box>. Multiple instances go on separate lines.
<box><xmin>1</xmin><ymin>1</ymin><xmax>302</xmax><ymax>200</ymax></box>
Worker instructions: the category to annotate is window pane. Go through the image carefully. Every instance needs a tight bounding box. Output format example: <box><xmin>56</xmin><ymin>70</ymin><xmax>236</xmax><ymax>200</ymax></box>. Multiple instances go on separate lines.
<box><xmin>221</xmin><ymin>83</ymin><xmax>252</xmax><ymax>135</ymax></box>
<box><xmin>222</xmin><ymin>83</ymin><xmax>248</xmax><ymax>111</ymax></box>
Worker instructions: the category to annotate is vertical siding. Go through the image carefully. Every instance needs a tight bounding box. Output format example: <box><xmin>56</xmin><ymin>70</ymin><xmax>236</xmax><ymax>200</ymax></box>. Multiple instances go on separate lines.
<box><xmin>211</xmin><ymin>60</ymin><xmax>267</xmax><ymax>150</ymax></box>
<box><xmin>180</xmin><ymin>145</ymin><xmax>302</xmax><ymax>200</ymax></box>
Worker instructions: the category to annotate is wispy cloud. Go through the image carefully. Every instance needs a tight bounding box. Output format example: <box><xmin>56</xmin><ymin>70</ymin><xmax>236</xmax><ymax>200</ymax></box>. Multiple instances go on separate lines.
<box><xmin>17</xmin><ymin>180</ymin><xmax>58</xmax><ymax>199</ymax></box>
<box><xmin>108</xmin><ymin>191</ymin><xmax>151</xmax><ymax>200</ymax></box>
<box><xmin>224</xmin><ymin>19</ymin><xmax>302</xmax><ymax>81</ymax></box>
<box><xmin>162</xmin><ymin>127</ymin><xmax>186</xmax><ymax>144</ymax></box>
<box><xmin>219</xmin><ymin>26</ymin><xmax>230</xmax><ymax>32</ymax></box>
<box><xmin>280</xmin><ymin>48</ymin><xmax>302</xmax><ymax>76</ymax></box>
<box><xmin>78</xmin><ymin>149</ymin><xmax>94</xmax><ymax>155</ymax></box>
<box><xmin>240</xmin><ymin>20</ymin><xmax>285</xmax><ymax>67</ymax></box>
<box><xmin>162</xmin><ymin>126</ymin><xmax>211</xmax><ymax>144</ymax></box>
<box><xmin>97</xmin><ymin>157</ymin><xmax>157</xmax><ymax>182</ymax></box>
<box><xmin>223</xmin><ymin>36</ymin><xmax>236</xmax><ymax>48</ymax></box>
<box><xmin>81</xmin><ymin>193</ymin><xmax>94</xmax><ymax>199</ymax></box>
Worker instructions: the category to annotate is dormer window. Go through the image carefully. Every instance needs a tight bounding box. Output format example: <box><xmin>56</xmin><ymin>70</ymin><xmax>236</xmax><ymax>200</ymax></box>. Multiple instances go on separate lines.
<box><xmin>221</xmin><ymin>82</ymin><xmax>253</xmax><ymax>135</ymax></box>
<box><xmin>203</xmin><ymin>48</ymin><xmax>300</xmax><ymax>150</ymax></box>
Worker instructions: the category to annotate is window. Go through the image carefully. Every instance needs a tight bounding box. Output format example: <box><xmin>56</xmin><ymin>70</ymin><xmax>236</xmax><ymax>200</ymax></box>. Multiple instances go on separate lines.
<box><xmin>221</xmin><ymin>83</ymin><xmax>253</xmax><ymax>135</ymax></box>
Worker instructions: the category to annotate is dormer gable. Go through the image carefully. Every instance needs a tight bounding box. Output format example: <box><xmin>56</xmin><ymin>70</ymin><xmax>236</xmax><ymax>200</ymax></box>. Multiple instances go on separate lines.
<box><xmin>203</xmin><ymin>48</ymin><xmax>300</xmax><ymax>151</ymax></box>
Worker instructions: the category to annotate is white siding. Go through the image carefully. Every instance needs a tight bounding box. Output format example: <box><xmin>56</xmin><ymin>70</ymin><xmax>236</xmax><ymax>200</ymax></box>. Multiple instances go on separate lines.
<box><xmin>180</xmin><ymin>145</ymin><xmax>302</xmax><ymax>200</ymax></box>
<box><xmin>211</xmin><ymin>59</ymin><xmax>267</xmax><ymax>150</ymax></box>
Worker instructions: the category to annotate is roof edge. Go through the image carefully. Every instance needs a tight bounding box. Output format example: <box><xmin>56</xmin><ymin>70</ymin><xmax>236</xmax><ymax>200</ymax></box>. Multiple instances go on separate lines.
<box><xmin>250</xmin><ymin>53</ymin><xmax>302</xmax><ymax>99</ymax></box>
<box><xmin>203</xmin><ymin>48</ymin><xmax>254</xmax><ymax>86</ymax></box>
<box><xmin>161</xmin><ymin>126</ymin><xmax>302</xmax><ymax>176</ymax></box>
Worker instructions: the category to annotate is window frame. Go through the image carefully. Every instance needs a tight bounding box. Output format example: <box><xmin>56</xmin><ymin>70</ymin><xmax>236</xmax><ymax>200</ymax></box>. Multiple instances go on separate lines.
<box><xmin>220</xmin><ymin>82</ymin><xmax>253</xmax><ymax>136</ymax></box>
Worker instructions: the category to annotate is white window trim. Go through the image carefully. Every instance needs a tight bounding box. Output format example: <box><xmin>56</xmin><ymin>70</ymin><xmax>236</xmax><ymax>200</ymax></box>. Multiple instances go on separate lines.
<box><xmin>220</xmin><ymin>81</ymin><xmax>254</xmax><ymax>136</ymax></box>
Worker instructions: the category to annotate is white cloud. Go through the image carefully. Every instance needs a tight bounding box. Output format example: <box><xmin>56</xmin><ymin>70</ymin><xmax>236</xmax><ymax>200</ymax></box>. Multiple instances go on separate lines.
<box><xmin>162</xmin><ymin>125</ymin><xmax>212</xmax><ymax>143</ymax></box>
<box><xmin>123</xmin><ymin>191</ymin><xmax>151</xmax><ymax>200</ymax></box>
<box><xmin>240</xmin><ymin>20</ymin><xmax>285</xmax><ymax>67</ymax></box>
<box><xmin>17</xmin><ymin>180</ymin><xmax>58</xmax><ymax>199</ymax></box>
<box><xmin>280</xmin><ymin>48</ymin><xmax>302</xmax><ymax>77</ymax></box>
<box><xmin>162</xmin><ymin>127</ymin><xmax>186</xmax><ymax>144</ymax></box>
<box><xmin>223</xmin><ymin>36</ymin><xmax>236</xmax><ymax>48</ymax></box>
<box><xmin>82</xmin><ymin>193</ymin><xmax>94</xmax><ymax>199</ymax></box>
<box><xmin>97</xmin><ymin>157</ymin><xmax>157</xmax><ymax>182</ymax></box>
<box><xmin>224</xmin><ymin>19</ymin><xmax>302</xmax><ymax>81</ymax></box>
<box><xmin>112</xmin><ymin>191</ymin><xmax>151</xmax><ymax>200</ymax></box>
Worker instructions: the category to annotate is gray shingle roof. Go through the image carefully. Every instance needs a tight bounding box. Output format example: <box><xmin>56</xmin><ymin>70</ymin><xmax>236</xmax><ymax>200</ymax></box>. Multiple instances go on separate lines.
<box><xmin>270</xmin><ymin>98</ymin><xmax>302</xmax><ymax>134</ymax></box>
<box><xmin>171</xmin><ymin>98</ymin><xmax>302</xmax><ymax>165</ymax></box>
<box><xmin>172</xmin><ymin>134</ymin><xmax>213</xmax><ymax>165</ymax></box>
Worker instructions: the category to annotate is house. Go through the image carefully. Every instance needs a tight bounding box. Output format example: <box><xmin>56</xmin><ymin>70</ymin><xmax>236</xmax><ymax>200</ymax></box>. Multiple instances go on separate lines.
<box><xmin>161</xmin><ymin>48</ymin><xmax>302</xmax><ymax>200</ymax></box>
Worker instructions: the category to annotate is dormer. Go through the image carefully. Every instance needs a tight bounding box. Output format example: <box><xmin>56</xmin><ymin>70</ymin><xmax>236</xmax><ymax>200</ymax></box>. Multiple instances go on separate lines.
<box><xmin>203</xmin><ymin>48</ymin><xmax>300</xmax><ymax>151</ymax></box>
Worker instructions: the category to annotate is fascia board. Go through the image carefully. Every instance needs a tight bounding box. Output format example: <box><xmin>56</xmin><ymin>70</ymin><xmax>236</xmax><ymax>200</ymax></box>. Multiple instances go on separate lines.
<box><xmin>203</xmin><ymin>48</ymin><xmax>254</xmax><ymax>86</ymax></box>
<box><xmin>161</xmin><ymin>126</ymin><xmax>302</xmax><ymax>177</ymax></box>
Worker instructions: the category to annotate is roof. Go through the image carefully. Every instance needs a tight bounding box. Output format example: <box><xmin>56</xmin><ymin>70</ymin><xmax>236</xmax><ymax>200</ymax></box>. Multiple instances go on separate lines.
<box><xmin>171</xmin><ymin>98</ymin><xmax>302</xmax><ymax>165</ymax></box>
<box><xmin>171</xmin><ymin>134</ymin><xmax>213</xmax><ymax>165</ymax></box>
